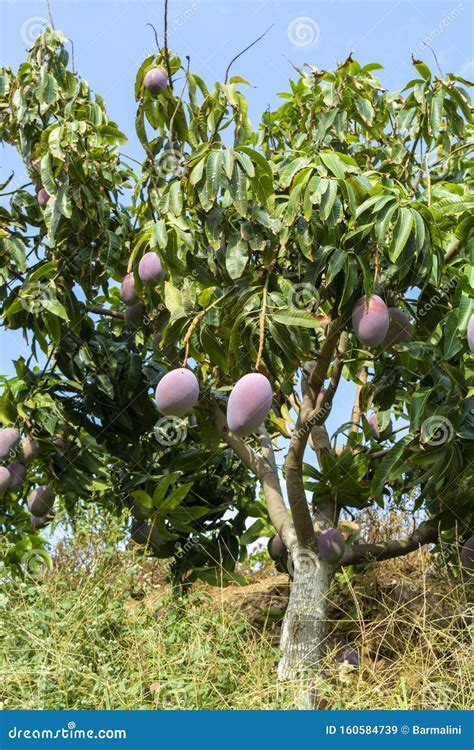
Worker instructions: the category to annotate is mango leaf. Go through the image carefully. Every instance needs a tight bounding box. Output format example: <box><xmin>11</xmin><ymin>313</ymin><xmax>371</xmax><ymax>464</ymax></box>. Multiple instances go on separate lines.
<box><xmin>271</xmin><ymin>309</ymin><xmax>322</xmax><ymax>328</ymax></box>
<box><xmin>370</xmin><ymin>436</ymin><xmax>412</xmax><ymax>496</ymax></box>
<box><xmin>226</xmin><ymin>234</ymin><xmax>248</xmax><ymax>279</ymax></box>
<box><xmin>389</xmin><ymin>207</ymin><xmax>413</xmax><ymax>261</ymax></box>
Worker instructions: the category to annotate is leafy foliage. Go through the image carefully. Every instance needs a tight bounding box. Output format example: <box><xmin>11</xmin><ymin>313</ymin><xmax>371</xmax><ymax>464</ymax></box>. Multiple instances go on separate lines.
<box><xmin>0</xmin><ymin>32</ymin><xmax>473</xmax><ymax>580</ymax></box>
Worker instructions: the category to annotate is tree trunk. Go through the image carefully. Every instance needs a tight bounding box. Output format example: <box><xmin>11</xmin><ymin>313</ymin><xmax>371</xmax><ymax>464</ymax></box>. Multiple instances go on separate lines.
<box><xmin>278</xmin><ymin>547</ymin><xmax>334</xmax><ymax>708</ymax></box>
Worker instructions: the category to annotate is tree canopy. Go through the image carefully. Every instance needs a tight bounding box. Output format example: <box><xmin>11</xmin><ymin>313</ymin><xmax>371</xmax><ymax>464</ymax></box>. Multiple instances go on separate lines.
<box><xmin>1</xmin><ymin>30</ymin><xmax>473</xmax><ymax>585</ymax></box>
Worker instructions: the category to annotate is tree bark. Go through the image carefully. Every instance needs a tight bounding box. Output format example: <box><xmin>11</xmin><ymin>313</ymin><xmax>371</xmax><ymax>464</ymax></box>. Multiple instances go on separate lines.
<box><xmin>278</xmin><ymin>544</ymin><xmax>334</xmax><ymax>707</ymax></box>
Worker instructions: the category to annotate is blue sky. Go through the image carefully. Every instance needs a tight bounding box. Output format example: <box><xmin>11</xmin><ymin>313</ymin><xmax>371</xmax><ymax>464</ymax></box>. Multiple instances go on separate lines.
<box><xmin>0</xmin><ymin>0</ymin><xmax>473</xmax><ymax>441</ymax></box>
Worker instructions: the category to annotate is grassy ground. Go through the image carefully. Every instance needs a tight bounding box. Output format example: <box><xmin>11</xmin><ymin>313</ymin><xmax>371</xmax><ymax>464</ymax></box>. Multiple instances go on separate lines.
<box><xmin>1</xmin><ymin>519</ymin><xmax>472</xmax><ymax>710</ymax></box>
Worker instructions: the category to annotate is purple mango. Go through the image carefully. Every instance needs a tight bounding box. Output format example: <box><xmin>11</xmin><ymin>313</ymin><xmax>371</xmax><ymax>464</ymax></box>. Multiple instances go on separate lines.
<box><xmin>120</xmin><ymin>273</ymin><xmax>138</xmax><ymax>306</ymax></box>
<box><xmin>124</xmin><ymin>300</ymin><xmax>145</xmax><ymax>328</ymax></box>
<box><xmin>20</xmin><ymin>436</ymin><xmax>40</xmax><ymax>464</ymax></box>
<box><xmin>339</xmin><ymin>646</ymin><xmax>359</xmax><ymax>665</ymax></box>
<box><xmin>384</xmin><ymin>308</ymin><xmax>412</xmax><ymax>347</ymax></box>
<box><xmin>267</xmin><ymin>534</ymin><xmax>286</xmax><ymax>560</ymax></box>
<box><xmin>226</xmin><ymin>373</ymin><xmax>273</xmax><ymax>437</ymax></box>
<box><xmin>317</xmin><ymin>528</ymin><xmax>345</xmax><ymax>564</ymax></box>
<box><xmin>155</xmin><ymin>368</ymin><xmax>199</xmax><ymax>417</ymax></box>
<box><xmin>138</xmin><ymin>252</ymin><xmax>164</xmax><ymax>287</ymax></box>
<box><xmin>460</xmin><ymin>536</ymin><xmax>474</xmax><ymax>570</ymax></box>
<box><xmin>37</xmin><ymin>187</ymin><xmax>50</xmax><ymax>206</ymax></box>
<box><xmin>467</xmin><ymin>315</ymin><xmax>474</xmax><ymax>354</ymax></box>
<box><xmin>28</xmin><ymin>485</ymin><xmax>54</xmax><ymax>517</ymax></box>
<box><xmin>7</xmin><ymin>461</ymin><xmax>26</xmax><ymax>491</ymax></box>
<box><xmin>0</xmin><ymin>466</ymin><xmax>11</xmax><ymax>494</ymax></box>
<box><xmin>352</xmin><ymin>294</ymin><xmax>390</xmax><ymax>347</ymax></box>
<box><xmin>144</xmin><ymin>68</ymin><xmax>168</xmax><ymax>95</ymax></box>
<box><xmin>0</xmin><ymin>428</ymin><xmax>20</xmax><ymax>458</ymax></box>
<box><xmin>31</xmin><ymin>514</ymin><xmax>48</xmax><ymax>530</ymax></box>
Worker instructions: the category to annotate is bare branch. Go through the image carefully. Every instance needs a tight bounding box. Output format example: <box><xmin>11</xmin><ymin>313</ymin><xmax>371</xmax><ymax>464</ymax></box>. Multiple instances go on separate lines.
<box><xmin>285</xmin><ymin>320</ymin><xmax>344</xmax><ymax>546</ymax></box>
<box><xmin>224</xmin><ymin>25</ymin><xmax>274</xmax><ymax>84</ymax></box>
<box><xmin>349</xmin><ymin>365</ymin><xmax>368</xmax><ymax>434</ymax></box>
<box><xmin>86</xmin><ymin>305</ymin><xmax>124</xmax><ymax>320</ymax></box>
<box><xmin>342</xmin><ymin>521</ymin><xmax>438</xmax><ymax>565</ymax></box>
<box><xmin>45</xmin><ymin>0</ymin><xmax>55</xmax><ymax>30</ymax></box>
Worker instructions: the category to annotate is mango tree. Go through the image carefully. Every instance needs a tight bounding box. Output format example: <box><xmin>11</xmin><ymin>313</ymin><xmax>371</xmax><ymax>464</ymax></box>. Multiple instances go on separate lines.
<box><xmin>1</xmin><ymin>31</ymin><xmax>473</xmax><ymax>699</ymax></box>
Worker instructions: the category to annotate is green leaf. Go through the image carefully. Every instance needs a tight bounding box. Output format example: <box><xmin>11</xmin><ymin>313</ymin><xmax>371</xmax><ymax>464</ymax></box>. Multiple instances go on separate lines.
<box><xmin>40</xmin><ymin>153</ymin><xmax>56</xmax><ymax>196</ymax></box>
<box><xmin>190</xmin><ymin>156</ymin><xmax>206</xmax><ymax>186</ymax></box>
<box><xmin>234</xmin><ymin>151</ymin><xmax>255</xmax><ymax>178</ymax></box>
<box><xmin>223</xmin><ymin>149</ymin><xmax>235</xmax><ymax>180</ymax></box>
<box><xmin>413</xmin><ymin>60</ymin><xmax>431</xmax><ymax>81</ymax></box>
<box><xmin>375</xmin><ymin>199</ymin><xmax>398</xmax><ymax>243</ymax></box>
<box><xmin>226</xmin><ymin>234</ymin><xmax>249</xmax><ymax>279</ymax></box>
<box><xmin>156</xmin><ymin>482</ymin><xmax>193</xmax><ymax>514</ymax></box>
<box><xmin>280</xmin><ymin>157</ymin><xmax>311</xmax><ymax>188</ymax></box>
<box><xmin>319</xmin><ymin>180</ymin><xmax>337</xmax><ymax>221</ymax></box>
<box><xmin>326</xmin><ymin>248</ymin><xmax>346</xmax><ymax>283</ymax></box>
<box><xmin>370</xmin><ymin>436</ymin><xmax>412</xmax><ymax>496</ymax></box>
<box><xmin>271</xmin><ymin>309</ymin><xmax>322</xmax><ymax>328</ymax></box>
<box><xmin>320</xmin><ymin>151</ymin><xmax>358</xmax><ymax>179</ymax></box>
<box><xmin>41</xmin><ymin>298</ymin><xmax>68</xmax><ymax>320</ymax></box>
<box><xmin>169</xmin><ymin>181</ymin><xmax>183</xmax><ymax>216</ymax></box>
<box><xmin>5</xmin><ymin>237</ymin><xmax>27</xmax><ymax>272</ymax></box>
<box><xmin>240</xmin><ymin>519</ymin><xmax>265</xmax><ymax>545</ymax></box>
<box><xmin>152</xmin><ymin>475</ymin><xmax>177</xmax><ymax>507</ymax></box>
<box><xmin>389</xmin><ymin>208</ymin><xmax>413</xmax><ymax>261</ymax></box>
<box><xmin>229</xmin><ymin>164</ymin><xmax>248</xmax><ymax>216</ymax></box>
<box><xmin>355</xmin><ymin>98</ymin><xmax>375</xmax><ymax>126</ymax></box>
<box><xmin>151</xmin><ymin>220</ymin><xmax>168</xmax><ymax>250</ymax></box>
<box><xmin>206</xmin><ymin>150</ymin><xmax>224</xmax><ymax>199</ymax></box>
<box><xmin>411</xmin><ymin>209</ymin><xmax>425</xmax><ymax>251</ymax></box>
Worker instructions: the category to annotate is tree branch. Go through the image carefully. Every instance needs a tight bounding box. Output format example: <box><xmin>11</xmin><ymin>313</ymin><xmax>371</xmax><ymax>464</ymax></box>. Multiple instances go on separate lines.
<box><xmin>285</xmin><ymin>319</ymin><xmax>344</xmax><ymax>547</ymax></box>
<box><xmin>212</xmin><ymin>403</ymin><xmax>296</xmax><ymax>548</ymax></box>
<box><xmin>86</xmin><ymin>305</ymin><xmax>124</xmax><ymax>320</ymax></box>
<box><xmin>341</xmin><ymin>521</ymin><xmax>438</xmax><ymax>565</ymax></box>
<box><xmin>349</xmin><ymin>365</ymin><xmax>368</xmax><ymax>434</ymax></box>
<box><xmin>224</xmin><ymin>25</ymin><xmax>274</xmax><ymax>84</ymax></box>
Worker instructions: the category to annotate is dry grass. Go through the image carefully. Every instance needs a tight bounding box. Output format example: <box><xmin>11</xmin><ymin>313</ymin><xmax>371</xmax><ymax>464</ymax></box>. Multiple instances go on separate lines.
<box><xmin>1</xmin><ymin>518</ymin><xmax>472</xmax><ymax>710</ymax></box>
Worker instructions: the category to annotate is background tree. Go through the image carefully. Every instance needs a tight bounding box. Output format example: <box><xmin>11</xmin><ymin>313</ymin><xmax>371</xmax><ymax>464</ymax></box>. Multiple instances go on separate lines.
<box><xmin>0</xmin><ymin>29</ymin><xmax>473</xmax><ymax>700</ymax></box>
